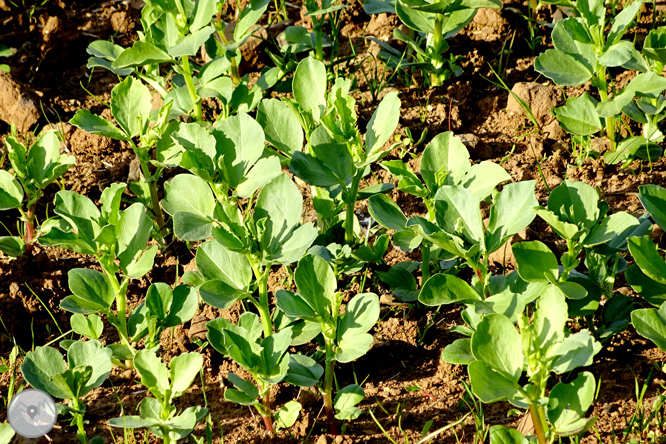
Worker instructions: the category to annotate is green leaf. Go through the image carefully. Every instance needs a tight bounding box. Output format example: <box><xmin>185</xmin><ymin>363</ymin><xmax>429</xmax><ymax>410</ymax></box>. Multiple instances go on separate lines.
<box><xmin>463</xmin><ymin>161</ymin><xmax>511</xmax><ymax>199</ymax></box>
<box><xmin>599</xmin><ymin>40</ymin><xmax>635</xmax><ymax>67</ymax></box>
<box><xmin>547</xmin><ymin>372</ymin><xmax>595</xmax><ymax>431</ymax></box>
<box><xmin>110</xmin><ymin>77</ymin><xmax>152</xmax><ymax>138</ymax></box>
<box><xmin>234</xmin><ymin>0</ymin><xmax>271</xmax><ymax>40</ymax></box>
<box><xmin>70</xmin><ymin>313</ymin><xmax>103</xmax><ymax>339</ymax></box>
<box><xmin>311</xmin><ymin>127</ymin><xmax>353</xmax><ymax>183</ymax></box>
<box><xmin>289</xmin><ymin>151</ymin><xmax>341</xmax><ymax>187</ymax></box>
<box><xmin>272</xmin><ymin>223</ymin><xmax>318</xmax><ymax>265</ymax></box>
<box><xmin>607</xmin><ymin>0</ymin><xmax>643</xmax><ymax>46</ymax></box>
<box><xmin>553</xmin><ymin>93</ymin><xmax>602</xmax><ymax>135</ymax></box>
<box><xmin>163</xmin><ymin>174</ymin><xmax>215</xmax><ymax>241</ymax></box>
<box><xmin>69</xmin><ymin>110</ymin><xmax>129</xmax><ymax>141</ymax></box>
<box><xmin>550</xmin><ymin>330</ymin><xmax>601</xmax><ymax>374</ymax></box>
<box><xmin>419</xmin><ymin>273</ymin><xmax>482</xmax><ymax>305</ymax></box>
<box><xmin>134</xmin><ymin>350</ymin><xmax>169</xmax><ymax>400</ymax></box>
<box><xmin>338</xmin><ymin>293</ymin><xmax>379</xmax><ymax>340</ymax></box>
<box><xmin>441</xmin><ymin>338</ymin><xmax>475</xmax><ymax>365</ymax></box>
<box><xmin>109</xmin><ymin>415</ymin><xmax>159</xmax><ymax>429</ymax></box>
<box><xmin>295</xmin><ymin>254</ymin><xmax>337</xmax><ymax>316</ymax></box>
<box><xmin>21</xmin><ymin>347</ymin><xmax>69</xmax><ymax>399</ymax></box>
<box><xmin>534</xmin><ymin>285</ymin><xmax>567</xmax><ymax>351</ymax></box>
<box><xmin>334</xmin><ymin>384</ymin><xmax>364</xmax><ymax>420</ymax></box>
<box><xmin>513</xmin><ymin>241</ymin><xmax>559</xmax><ymax>283</ymax></box>
<box><xmin>215</xmin><ymin>112</ymin><xmax>266</xmax><ymax>189</ymax></box>
<box><xmin>67</xmin><ymin>339</ymin><xmax>113</xmax><ymax>394</ymax></box>
<box><xmin>433</xmin><ymin>185</ymin><xmax>485</xmax><ymax>246</ymax></box>
<box><xmin>368</xmin><ymin>194</ymin><xmax>407</xmax><ymax>231</ymax></box>
<box><xmin>169</xmin><ymin>352</ymin><xmax>203</xmax><ymax>398</ymax></box>
<box><xmin>584</xmin><ymin>212</ymin><xmax>639</xmax><ymax>246</ymax></box>
<box><xmin>0</xmin><ymin>423</ymin><xmax>15</xmax><ymax>444</ymax></box>
<box><xmin>638</xmin><ymin>184</ymin><xmax>666</xmax><ymax>231</ymax></box>
<box><xmin>365</xmin><ymin>91</ymin><xmax>400</xmax><ymax>155</ymax></box>
<box><xmin>196</xmin><ymin>240</ymin><xmax>252</xmax><ymax>290</ymax></box>
<box><xmin>336</xmin><ymin>332</ymin><xmax>374</xmax><ymax>363</ymax></box>
<box><xmin>284</xmin><ymin>354</ymin><xmax>324</xmax><ymax>387</ymax></box>
<box><xmin>489</xmin><ymin>425</ymin><xmax>529</xmax><ymax>444</ymax></box>
<box><xmin>486</xmin><ymin>181</ymin><xmax>538</xmax><ymax>254</ymax></box>
<box><xmin>61</xmin><ymin>268</ymin><xmax>115</xmax><ymax>314</ymax></box>
<box><xmin>632</xmin><ymin>302</ymin><xmax>666</xmax><ymax>351</ymax></box>
<box><xmin>52</xmin><ymin>191</ymin><xmax>101</xmax><ymax>250</ymax></box>
<box><xmin>257</xmin><ymin>99</ymin><xmax>303</xmax><ymax>156</ymax></box>
<box><xmin>125</xmin><ymin>244</ymin><xmax>158</xmax><ymax>279</ymax></box>
<box><xmin>112</xmin><ymin>41</ymin><xmax>172</xmax><ymax>68</ymax></box>
<box><xmin>275</xmin><ymin>401</ymin><xmax>302</xmax><ymax>429</ymax></box>
<box><xmin>254</xmin><ymin>174</ymin><xmax>303</xmax><ymax>252</ymax></box>
<box><xmin>190</xmin><ymin>0</ymin><xmax>217</xmax><ymax>31</ymax></box>
<box><xmin>27</xmin><ymin>130</ymin><xmax>75</xmax><ymax>188</ymax></box>
<box><xmin>420</xmin><ymin>131</ymin><xmax>470</xmax><ymax>195</ymax></box>
<box><xmin>548</xmin><ymin>180</ymin><xmax>600</xmax><ymax>232</ymax></box>
<box><xmin>293</xmin><ymin>57</ymin><xmax>326</xmax><ymax>122</ymax></box>
<box><xmin>471</xmin><ymin>314</ymin><xmax>523</xmax><ymax>381</ymax></box>
<box><xmin>628</xmin><ymin>236</ymin><xmax>666</xmax><ymax>285</ymax></box>
<box><xmin>164</xmin><ymin>285</ymin><xmax>198</xmax><ymax>327</ymax></box>
<box><xmin>534</xmin><ymin>49</ymin><xmax>593</xmax><ymax>86</ymax></box>
<box><xmin>626</xmin><ymin>264</ymin><xmax>666</xmax><ymax>307</ymax></box>
<box><xmin>468</xmin><ymin>360</ymin><xmax>521</xmax><ymax>403</ymax></box>
<box><xmin>116</xmin><ymin>203</ymin><xmax>153</xmax><ymax>273</ymax></box>
<box><xmin>0</xmin><ymin>170</ymin><xmax>23</xmax><ymax>209</ymax></box>
<box><xmin>0</xmin><ymin>236</ymin><xmax>25</xmax><ymax>257</ymax></box>
<box><xmin>169</xmin><ymin>27</ymin><xmax>214</xmax><ymax>57</ymax></box>
<box><xmin>199</xmin><ymin>280</ymin><xmax>249</xmax><ymax>309</ymax></box>
<box><xmin>396</xmin><ymin>0</ymin><xmax>436</xmax><ymax>33</ymax></box>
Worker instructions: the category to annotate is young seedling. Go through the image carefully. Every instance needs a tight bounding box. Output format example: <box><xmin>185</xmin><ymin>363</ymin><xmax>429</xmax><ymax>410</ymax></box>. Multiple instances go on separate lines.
<box><xmin>109</xmin><ymin>350</ymin><xmax>207</xmax><ymax>443</ymax></box>
<box><xmin>21</xmin><ymin>340</ymin><xmax>112</xmax><ymax>444</ymax></box>
<box><xmin>365</xmin><ymin>0</ymin><xmax>502</xmax><ymax>86</ymax></box>
<box><xmin>128</xmin><ymin>283</ymin><xmax>198</xmax><ymax>351</ymax></box>
<box><xmin>206</xmin><ymin>312</ymin><xmax>318</xmax><ymax>434</ymax></box>
<box><xmin>171</xmin><ymin>173</ymin><xmax>317</xmax><ymax>337</ymax></box>
<box><xmin>465</xmin><ymin>288</ymin><xmax>601</xmax><ymax>443</ymax></box>
<box><xmin>369</xmin><ymin>131</ymin><xmax>516</xmax><ymax>287</ymax></box>
<box><xmin>39</xmin><ymin>184</ymin><xmax>158</xmax><ymax>359</ymax></box>
<box><xmin>276</xmin><ymin>254</ymin><xmax>379</xmax><ymax>434</ymax></box>
<box><xmin>70</xmin><ymin>77</ymin><xmax>171</xmax><ymax>238</ymax></box>
<box><xmin>0</xmin><ymin>126</ymin><xmax>75</xmax><ymax>256</ymax></box>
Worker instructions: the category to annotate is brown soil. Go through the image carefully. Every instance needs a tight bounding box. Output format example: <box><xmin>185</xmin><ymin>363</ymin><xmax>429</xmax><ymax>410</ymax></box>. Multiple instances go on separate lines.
<box><xmin>1</xmin><ymin>0</ymin><xmax>666</xmax><ymax>443</ymax></box>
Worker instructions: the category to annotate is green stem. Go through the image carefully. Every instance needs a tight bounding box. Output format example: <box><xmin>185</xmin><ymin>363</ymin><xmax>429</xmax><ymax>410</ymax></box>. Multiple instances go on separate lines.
<box><xmin>217</xmin><ymin>18</ymin><xmax>241</xmax><ymax>86</ymax></box>
<box><xmin>344</xmin><ymin>173</ymin><xmax>363</xmax><ymax>245</ymax></box>
<box><xmin>249</xmin><ymin>257</ymin><xmax>273</xmax><ymax>337</ymax></box>
<box><xmin>131</xmin><ymin>141</ymin><xmax>167</xmax><ymax>243</ymax></box>
<box><xmin>596</xmin><ymin>68</ymin><xmax>616</xmax><ymax>151</ymax></box>
<box><xmin>72</xmin><ymin>398</ymin><xmax>88</xmax><ymax>444</ymax></box>
<box><xmin>181</xmin><ymin>55</ymin><xmax>202</xmax><ymax>121</ymax></box>
<box><xmin>528</xmin><ymin>403</ymin><xmax>548</xmax><ymax>444</ymax></box>
<box><xmin>421</xmin><ymin>243</ymin><xmax>431</xmax><ymax>284</ymax></box>
<box><xmin>260</xmin><ymin>390</ymin><xmax>274</xmax><ymax>434</ymax></box>
<box><xmin>322</xmin><ymin>334</ymin><xmax>338</xmax><ymax>435</ymax></box>
<box><xmin>431</xmin><ymin>16</ymin><xmax>444</xmax><ymax>87</ymax></box>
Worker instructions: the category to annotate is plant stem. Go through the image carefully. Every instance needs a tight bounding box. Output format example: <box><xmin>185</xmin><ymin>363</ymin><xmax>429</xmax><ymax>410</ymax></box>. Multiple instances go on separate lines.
<box><xmin>528</xmin><ymin>403</ymin><xmax>548</xmax><ymax>444</ymax></box>
<box><xmin>344</xmin><ymin>173</ymin><xmax>363</xmax><ymax>245</ymax></box>
<box><xmin>131</xmin><ymin>141</ymin><xmax>167</xmax><ymax>242</ymax></box>
<box><xmin>596</xmin><ymin>67</ymin><xmax>616</xmax><ymax>151</ymax></box>
<box><xmin>260</xmin><ymin>390</ymin><xmax>275</xmax><ymax>434</ymax></box>
<box><xmin>181</xmin><ymin>55</ymin><xmax>202</xmax><ymax>121</ymax></box>
<box><xmin>249</xmin><ymin>257</ymin><xmax>273</xmax><ymax>337</ymax></box>
<box><xmin>431</xmin><ymin>16</ymin><xmax>444</xmax><ymax>87</ymax></box>
<box><xmin>216</xmin><ymin>14</ymin><xmax>241</xmax><ymax>86</ymax></box>
<box><xmin>24</xmin><ymin>204</ymin><xmax>36</xmax><ymax>256</ymax></box>
<box><xmin>421</xmin><ymin>242</ymin><xmax>431</xmax><ymax>283</ymax></box>
<box><xmin>322</xmin><ymin>334</ymin><xmax>338</xmax><ymax>435</ymax></box>
<box><xmin>72</xmin><ymin>398</ymin><xmax>88</xmax><ymax>444</ymax></box>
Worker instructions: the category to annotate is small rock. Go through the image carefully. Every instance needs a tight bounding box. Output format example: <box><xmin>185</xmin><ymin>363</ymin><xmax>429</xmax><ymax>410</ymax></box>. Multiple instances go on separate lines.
<box><xmin>459</xmin><ymin>133</ymin><xmax>494</xmax><ymax>160</ymax></box>
<box><xmin>187</xmin><ymin>314</ymin><xmax>208</xmax><ymax>341</ymax></box>
<box><xmin>335</xmin><ymin>436</ymin><xmax>343</xmax><ymax>444</ymax></box>
<box><xmin>590</xmin><ymin>137</ymin><xmax>608</xmax><ymax>153</ymax></box>
<box><xmin>296</xmin><ymin>388</ymin><xmax>319</xmax><ymax>408</ymax></box>
<box><xmin>507</xmin><ymin>82</ymin><xmax>563</xmax><ymax>128</ymax></box>
<box><xmin>316</xmin><ymin>434</ymin><xmax>328</xmax><ymax>444</ymax></box>
<box><xmin>543</xmin><ymin>119</ymin><xmax>565</xmax><ymax>140</ymax></box>
<box><xmin>0</xmin><ymin>71</ymin><xmax>40</xmax><ymax>132</ymax></box>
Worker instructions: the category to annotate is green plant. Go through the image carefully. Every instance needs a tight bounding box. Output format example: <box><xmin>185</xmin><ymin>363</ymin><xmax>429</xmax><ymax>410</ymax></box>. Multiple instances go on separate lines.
<box><xmin>206</xmin><ymin>313</ymin><xmax>313</xmax><ymax>434</ymax></box>
<box><xmin>276</xmin><ymin>254</ymin><xmax>378</xmax><ymax>434</ymax></box>
<box><xmin>0</xmin><ymin>126</ymin><xmax>75</xmax><ymax>256</ymax></box>
<box><xmin>370</xmin><ymin>131</ymin><xmax>520</xmax><ymax>292</ymax></box>
<box><xmin>534</xmin><ymin>0</ymin><xmax>666</xmax><ymax>155</ymax></box>
<box><xmin>21</xmin><ymin>340</ymin><xmax>112</xmax><ymax>444</ymax></box>
<box><xmin>0</xmin><ymin>44</ymin><xmax>14</xmax><ymax>72</ymax></box>
<box><xmin>284</xmin><ymin>57</ymin><xmax>401</xmax><ymax>245</ymax></box>
<box><xmin>465</xmin><ymin>288</ymin><xmax>601</xmax><ymax>444</ymax></box>
<box><xmin>86</xmin><ymin>0</ymin><xmax>278</xmax><ymax>121</ymax></box>
<box><xmin>365</xmin><ymin>0</ymin><xmax>502</xmax><ymax>86</ymax></box>
<box><xmin>39</xmin><ymin>185</ymin><xmax>158</xmax><ymax>359</ymax></box>
<box><xmin>109</xmin><ymin>350</ymin><xmax>207</xmax><ymax>443</ymax></box>
<box><xmin>174</xmin><ymin>173</ymin><xmax>317</xmax><ymax>338</ymax></box>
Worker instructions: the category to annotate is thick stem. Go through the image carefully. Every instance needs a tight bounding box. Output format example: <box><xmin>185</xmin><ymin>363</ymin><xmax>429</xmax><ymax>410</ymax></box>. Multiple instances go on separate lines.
<box><xmin>249</xmin><ymin>258</ymin><xmax>273</xmax><ymax>337</ymax></box>
<box><xmin>260</xmin><ymin>391</ymin><xmax>274</xmax><ymax>434</ymax></box>
<box><xmin>344</xmin><ymin>173</ymin><xmax>363</xmax><ymax>245</ymax></box>
<box><xmin>323</xmin><ymin>336</ymin><xmax>338</xmax><ymax>435</ymax></box>
<box><xmin>131</xmin><ymin>140</ymin><xmax>166</xmax><ymax>242</ymax></box>
<box><xmin>24</xmin><ymin>204</ymin><xmax>36</xmax><ymax>256</ymax></box>
<box><xmin>216</xmin><ymin>21</ymin><xmax>241</xmax><ymax>86</ymax></box>
<box><xmin>528</xmin><ymin>403</ymin><xmax>548</xmax><ymax>444</ymax></box>
<box><xmin>72</xmin><ymin>399</ymin><xmax>88</xmax><ymax>444</ymax></box>
<box><xmin>315</xmin><ymin>18</ymin><xmax>324</xmax><ymax>62</ymax></box>
<box><xmin>421</xmin><ymin>243</ymin><xmax>431</xmax><ymax>284</ymax></box>
<box><xmin>181</xmin><ymin>56</ymin><xmax>203</xmax><ymax>121</ymax></box>
<box><xmin>596</xmin><ymin>68</ymin><xmax>616</xmax><ymax>151</ymax></box>
<box><xmin>430</xmin><ymin>16</ymin><xmax>444</xmax><ymax>86</ymax></box>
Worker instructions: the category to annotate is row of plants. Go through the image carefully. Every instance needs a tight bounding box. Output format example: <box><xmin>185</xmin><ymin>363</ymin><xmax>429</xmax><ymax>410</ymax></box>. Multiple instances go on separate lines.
<box><xmin>2</xmin><ymin>0</ymin><xmax>666</xmax><ymax>442</ymax></box>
